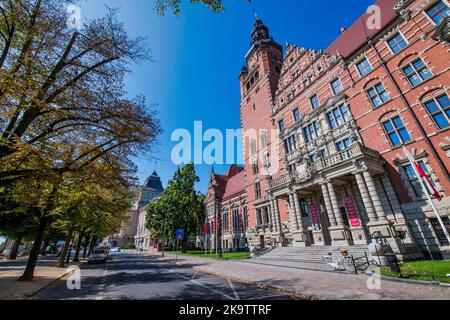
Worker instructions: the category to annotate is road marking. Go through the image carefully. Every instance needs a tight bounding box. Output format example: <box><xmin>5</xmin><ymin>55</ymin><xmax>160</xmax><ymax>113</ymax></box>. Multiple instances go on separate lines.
<box><xmin>227</xmin><ymin>278</ymin><xmax>240</xmax><ymax>300</ymax></box>
<box><xmin>160</xmin><ymin>266</ymin><xmax>236</xmax><ymax>300</ymax></box>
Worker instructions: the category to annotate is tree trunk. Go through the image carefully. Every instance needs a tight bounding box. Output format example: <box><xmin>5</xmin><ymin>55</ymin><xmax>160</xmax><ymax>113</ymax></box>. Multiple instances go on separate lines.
<box><xmin>82</xmin><ymin>234</ymin><xmax>90</xmax><ymax>258</ymax></box>
<box><xmin>73</xmin><ymin>232</ymin><xmax>84</xmax><ymax>262</ymax></box>
<box><xmin>18</xmin><ymin>218</ymin><xmax>48</xmax><ymax>281</ymax></box>
<box><xmin>40</xmin><ymin>238</ymin><xmax>50</xmax><ymax>256</ymax></box>
<box><xmin>87</xmin><ymin>237</ymin><xmax>96</xmax><ymax>256</ymax></box>
<box><xmin>58</xmin><ymin>224</ymin><xmax>74</xmax><ymax>268</ymax></box>
<box><xmin>9</xmin><ymin>238</ymin><xmax>21</xmax><ymax>260</ymax></box>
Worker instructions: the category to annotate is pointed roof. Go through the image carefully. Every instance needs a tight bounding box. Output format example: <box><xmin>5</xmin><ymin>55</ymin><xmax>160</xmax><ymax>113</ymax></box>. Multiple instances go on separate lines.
<box><xmin>143</xmin><ymin>170</ymin><xmax>164</xmax><ymax>192</ymax></box>
<box><xmin>207</xmin><ymin>165</ymin><xmax>245</xmax><ymax>200</ymax></box>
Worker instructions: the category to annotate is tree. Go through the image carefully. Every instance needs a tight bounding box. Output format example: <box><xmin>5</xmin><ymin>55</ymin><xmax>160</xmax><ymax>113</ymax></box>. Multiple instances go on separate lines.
<box><xmin>0</xmin><ymin>0</ymin><xmax>161</xmax><ymax>281</ymax></box>
<box><xmin>0</xmin><ymin>1</ymin><xmax>161</xmax><ymax>186</ymax></box>
<box><xmin>146</xmin><ymin>164</ymin><xmax>204</xmax><ymax>252</ymax></box>
<box><xmin>0</xmin><ymin>186</ymin><xmax>38</xmax><ymax>258</ymax></box>
<box><xmin>155</xmin><ymin>0</ymin><xmax>253</xmax><ymax>15</ymax></box>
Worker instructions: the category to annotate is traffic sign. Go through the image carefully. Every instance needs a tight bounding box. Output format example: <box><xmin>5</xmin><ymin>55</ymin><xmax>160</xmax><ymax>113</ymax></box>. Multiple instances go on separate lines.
<box><xmin>176</xmin><ymin>229</ymin><xmax>184</xmax><ymax>240</ymax></box>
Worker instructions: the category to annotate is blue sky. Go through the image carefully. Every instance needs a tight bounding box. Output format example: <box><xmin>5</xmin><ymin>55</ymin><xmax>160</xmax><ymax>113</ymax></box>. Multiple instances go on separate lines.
<box><xmin>81</xmin><ymin>0</ymin><xmax>376</xmax><ymax>192</ymax></box>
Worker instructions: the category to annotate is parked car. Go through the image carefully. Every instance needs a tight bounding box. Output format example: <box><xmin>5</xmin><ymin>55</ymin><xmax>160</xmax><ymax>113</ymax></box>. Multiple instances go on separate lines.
<box><xmin>87</xmin><ymin>248</ymin><xmax>109</xmax><ymax>264</ymax></box>
<box><xmin>110</xmin><ymin>247</ymin><xmax>121</xmax><ymax>253</ymax></box>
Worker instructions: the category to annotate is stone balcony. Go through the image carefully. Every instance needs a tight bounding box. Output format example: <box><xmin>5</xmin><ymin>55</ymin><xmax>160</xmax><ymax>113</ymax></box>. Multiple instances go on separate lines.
<box><xmin>270</xmin><ymin>142</ymin><xmax>380</xmax><ymax>191</ymax></box>
<box><xmin>314</xmin><ymin>142</ymin><xmax>380</xmax><ymax>171</ymax></box>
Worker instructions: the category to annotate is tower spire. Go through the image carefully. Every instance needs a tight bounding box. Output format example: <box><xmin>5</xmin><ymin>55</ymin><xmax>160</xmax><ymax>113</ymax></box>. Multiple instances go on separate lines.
<box><xmin>253</xmin><ymin>10</ymin><xmax>260</xmax><ymax>21</ymax></box>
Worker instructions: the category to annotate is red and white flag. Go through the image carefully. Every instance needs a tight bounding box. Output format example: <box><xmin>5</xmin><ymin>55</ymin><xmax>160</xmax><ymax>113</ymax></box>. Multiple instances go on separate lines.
<box><xmin>403</xmin><ymin>147</ymin><xmax>442</xmax><ymax>201</ymax></box>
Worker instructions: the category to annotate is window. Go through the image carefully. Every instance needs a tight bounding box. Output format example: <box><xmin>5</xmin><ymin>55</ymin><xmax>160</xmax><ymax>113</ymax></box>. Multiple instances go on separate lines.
<box><xmin>429</xmin><ymin>217</ymin><xmax>450</xmax><ymax>246</ymax></box>
<box><xmin>293</xmin><ymin>108</ymin><xmax>301</xmax><ymax>122</ymax></box>
<box><xmin>426</xmin><ymin>1</ymin><xmax>450</xmax><ymax>24</ymax></box>
<box><xmin>424</xmin><ymin>94</ymin><xmax>450</xmax><ymax>129</ymax></box>
<box><xmin>222</xmin><ymin>211</ymin><xmax>229</xmax><ymax>232</ymax></box>
<box><xmin>402</xmin><ymin>58</ymin><xmax>432</xmax><ymax>86</ymax></box>
<box><xmin>356</xmin><ymin>58</ymin><xmax>373</xmax><ymax>77</ymax></box>
<box><xmin>243</xmin><ymin>207</ymin><xmax>248</xmax><ymax>229</ymax></box>
<box><xmin>388</xmin><ymin>33</ymin><xmax>408</xmax><ymax>54</ymax></box>
<box><xmin>383</xmin><ymin>116</ymin><xmax>412</xmax><ymax>147</ymax></box>
<box><xmin>310</xmin><ymin>94</ymin><xmax>320</xmax><ymax>109</ymax></box>
<box><xmin>260</xmin><ymin>130</ymin><xmax>268</xmax><ymax>149</ymax></box>
<box><xmin>284</xmin><ymin>135</ymin><xmax>297</xmax><ymax>154</ymax></box>
<box><xmin>254</xmin><ymin>181</ymin><xmax>262</xmax><ymax>199</ymax></box>
<box><xmin>299</xmin><ymin>200</ymin><xmax>309</xmax><ymax>218</ymax></box>
<box><xmin>256</xmin><ymin>208</ymin><xmax>262</xmax><ymax>226</ymax></box>
<box><xmin>327</xmin><ymin>105</ymin><xmax>351</xmax><ymax>129</ymax></box>
<box><xmin>278</xmin><ymin>119</ymin><xmax>286</xmax><ymax>132</ymax></box>
<box><xmin>320</xmin><ymin>149</ymin><xmax>328</xmax><ymax>159</ymax></box>
<box><xmin>404</xmin><ymin>161</ymin><xmax>430</xmax><ymax>197</ymax></box>
<box><xmin>252</xmin><ymin>162</ymin><xmax>259</xmax><ymax>175</ymax></box>
<box><xmin>250</xmin><ymin>140</ymin><xmax>257</xmax><ymax>156</ymax></box>
<box><xmin>367</xmin><ymin>83</ymin><xmax>390</xmax><ymax>108</ymax></box>
<box><xmin>303</xmin><ymin>121</ymin><xmax>322</xmax><ymax>143</ymax></box>
<box><xmin>263</xmin><ymin>208</ymin><xmax>270</xmax><ymax>225</ymax></box>
<box><xmin>336</xmin><ymin>138</ymin><xmax>352</xmax><ymax>151</ymax></box>
<box><xmin>308</xmin><ymin>153</ymin><xmax>316</xmax><ymax>164</ymax></box>
<box><xmin>331</xmin><ymin>78</ymin><xmax>344</xmax><ymax>94</ymax></box>
<box><xmin>232</xmin><ymin>209</ymin><xmax>240</xmax><ymax>231</ymax></box>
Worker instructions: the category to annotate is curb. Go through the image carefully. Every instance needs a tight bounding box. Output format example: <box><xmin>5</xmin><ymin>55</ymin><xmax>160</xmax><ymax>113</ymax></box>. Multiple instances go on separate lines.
<box><xmin>366</xmin><ymin>270</ymin><xmax>450</xmax><ymax>288</ymax></box>
<box><xmin>24</xmin><ymin>262</ymin><xmax>86</xmax><ymax>300</ymax></box>
<box><xmin>194</xmin><ymin>267</ymin><xmax>318</xmax><ymax>301</ymax></box>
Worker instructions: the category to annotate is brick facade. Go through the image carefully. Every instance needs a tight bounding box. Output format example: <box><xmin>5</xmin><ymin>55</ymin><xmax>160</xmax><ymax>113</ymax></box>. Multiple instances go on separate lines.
<box><xmin>233</xmin><ymin>0</ymin><xmax>450</xmax><ymax>259</ymax></box>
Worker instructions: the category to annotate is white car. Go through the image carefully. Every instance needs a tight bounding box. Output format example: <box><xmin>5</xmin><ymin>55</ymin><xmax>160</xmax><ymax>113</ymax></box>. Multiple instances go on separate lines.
<box><xmin>110</xmin><ymin>247</ymin><xmax>121</xmax><ymax>253</ymax></box>
<box><xmin>87</xmin><ymin>249</ymin><xmax>109</xmax><ymax>264</ymax></box>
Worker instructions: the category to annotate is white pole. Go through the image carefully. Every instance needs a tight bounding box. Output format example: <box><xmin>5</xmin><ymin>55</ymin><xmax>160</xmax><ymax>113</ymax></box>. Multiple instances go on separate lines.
<box><xmin>403</xmin><ymin>147</ymin><xmax>450</xmax><ymax>244</ymax></box>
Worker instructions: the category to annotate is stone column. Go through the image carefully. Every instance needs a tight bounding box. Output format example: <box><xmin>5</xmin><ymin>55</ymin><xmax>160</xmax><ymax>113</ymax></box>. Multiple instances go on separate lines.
<box><xmin>363</xmin><ymin>171</ymin><xmax>387</xmax><ymax>221</ymax></box>
<box><xmin>273</xmin><ymin>199</ymin><xmax>282</xmax><ymax>233</ymax></box>
<box><xmin>270</xmin><ymin>200</ymin><xmax>278</xmax><ymax>233</ymax></box>
<box><xmin>294</xmin><ymin>192</ymin><xmax>304</xmax><ymax>231</ymax></box>
<box><xmin>321</xmin><ymin>183</ymin><xmax>337</xmax><ymax>226</ymax></box>
<box><xmin>327</xmin><ymin>182</ymin><xmax>344</xmax><ymax>226</ymax></box>
<box><xmin>289</xmin><ymin>193</ymin><xmax>299</xmax><ymax>230</ymax></box>
<box><xmin>354</xmin><ymin>172</ymin><xmax>378</xmax><ymax>223</ymax></box>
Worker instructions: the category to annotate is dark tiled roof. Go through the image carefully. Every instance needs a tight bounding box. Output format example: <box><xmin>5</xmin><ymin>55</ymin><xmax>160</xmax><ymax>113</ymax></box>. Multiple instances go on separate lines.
<box><xmin>327</xmin><ymin>0</ymin><xmax>399</xmax><ymax>58</ymax></box>
<box><xmin>143</xmin><ymin>170</ymin><xmax>164</xmax><ymax>192</ymax></box>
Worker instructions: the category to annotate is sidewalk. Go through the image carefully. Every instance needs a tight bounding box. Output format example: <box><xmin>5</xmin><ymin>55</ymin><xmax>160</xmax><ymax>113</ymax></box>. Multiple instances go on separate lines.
<box><xmin>158</xmin><ymin>253</ymin><xmax>450</xmax><ymax>300</ymax></box>
<box><xmin>0</xmin><ymin>262</ymin><xmax>83</xmax><ymax>300</ymax></box>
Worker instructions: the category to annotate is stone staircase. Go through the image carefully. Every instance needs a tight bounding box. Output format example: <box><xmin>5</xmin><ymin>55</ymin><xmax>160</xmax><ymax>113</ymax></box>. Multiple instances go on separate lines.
<box><xmin>248</xmin><ymin>245</ymin><xmax>370</xmax><ymax>271</ymax></box>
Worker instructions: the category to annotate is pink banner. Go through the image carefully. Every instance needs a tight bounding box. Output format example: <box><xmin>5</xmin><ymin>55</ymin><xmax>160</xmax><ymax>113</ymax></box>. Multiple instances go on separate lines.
<box><xmin>309</xmin><ymin>204</ymin><xmax>320</xmax><ymax>226</ymax></box>
<box><xmin>345</xmin><ymin>197</ymin><xmax>360</xmax><ymax>227</ymax></box>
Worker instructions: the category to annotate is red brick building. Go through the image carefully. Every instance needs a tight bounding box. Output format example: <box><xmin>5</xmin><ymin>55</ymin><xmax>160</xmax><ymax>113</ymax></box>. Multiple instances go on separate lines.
<box><xmin>201</xmin><ymin>165</ymin><xmax>248</xmax><ymax>251</ymax></box>
<box><xmin>234</xmin><ymin>0</ymin><xmax>450</xmax><ymax>260</ymax></box>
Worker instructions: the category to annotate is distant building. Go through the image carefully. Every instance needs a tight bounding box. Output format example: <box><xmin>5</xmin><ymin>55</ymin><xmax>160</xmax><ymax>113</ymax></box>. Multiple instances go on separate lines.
<box><xmin>110</xmin><ymin>171</ymin><xmax>164</xmax><ymax>248</ymax></box>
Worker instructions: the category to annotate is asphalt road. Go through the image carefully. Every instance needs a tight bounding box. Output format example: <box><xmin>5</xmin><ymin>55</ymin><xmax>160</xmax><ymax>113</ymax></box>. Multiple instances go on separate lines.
<box><xmin>33</xmin><ymin>252</ymin><xmax>298</xmax><ymax>300</ymax></box>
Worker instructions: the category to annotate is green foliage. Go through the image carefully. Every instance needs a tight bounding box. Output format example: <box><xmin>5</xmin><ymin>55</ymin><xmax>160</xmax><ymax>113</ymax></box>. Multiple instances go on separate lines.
<box><xmin>122</xmin><ymin>242</ymin><xmax>136</xmax><ymax>250</ymax></box>
<box><xmin>155</xmin><ymin>0</ymin><xmax>253</xmax><ymax>15</ymax></box>
<box><xmin>146</xmin><ymin>164</ymin><xmax>204</xmax><ymax>246</ymax></box>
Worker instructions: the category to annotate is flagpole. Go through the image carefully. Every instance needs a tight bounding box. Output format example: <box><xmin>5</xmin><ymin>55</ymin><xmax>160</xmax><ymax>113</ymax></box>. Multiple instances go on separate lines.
<box><xmin>403</xmin><ymin>147</ymin><xmax>450</xmax><ymax>244</ymax></box>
